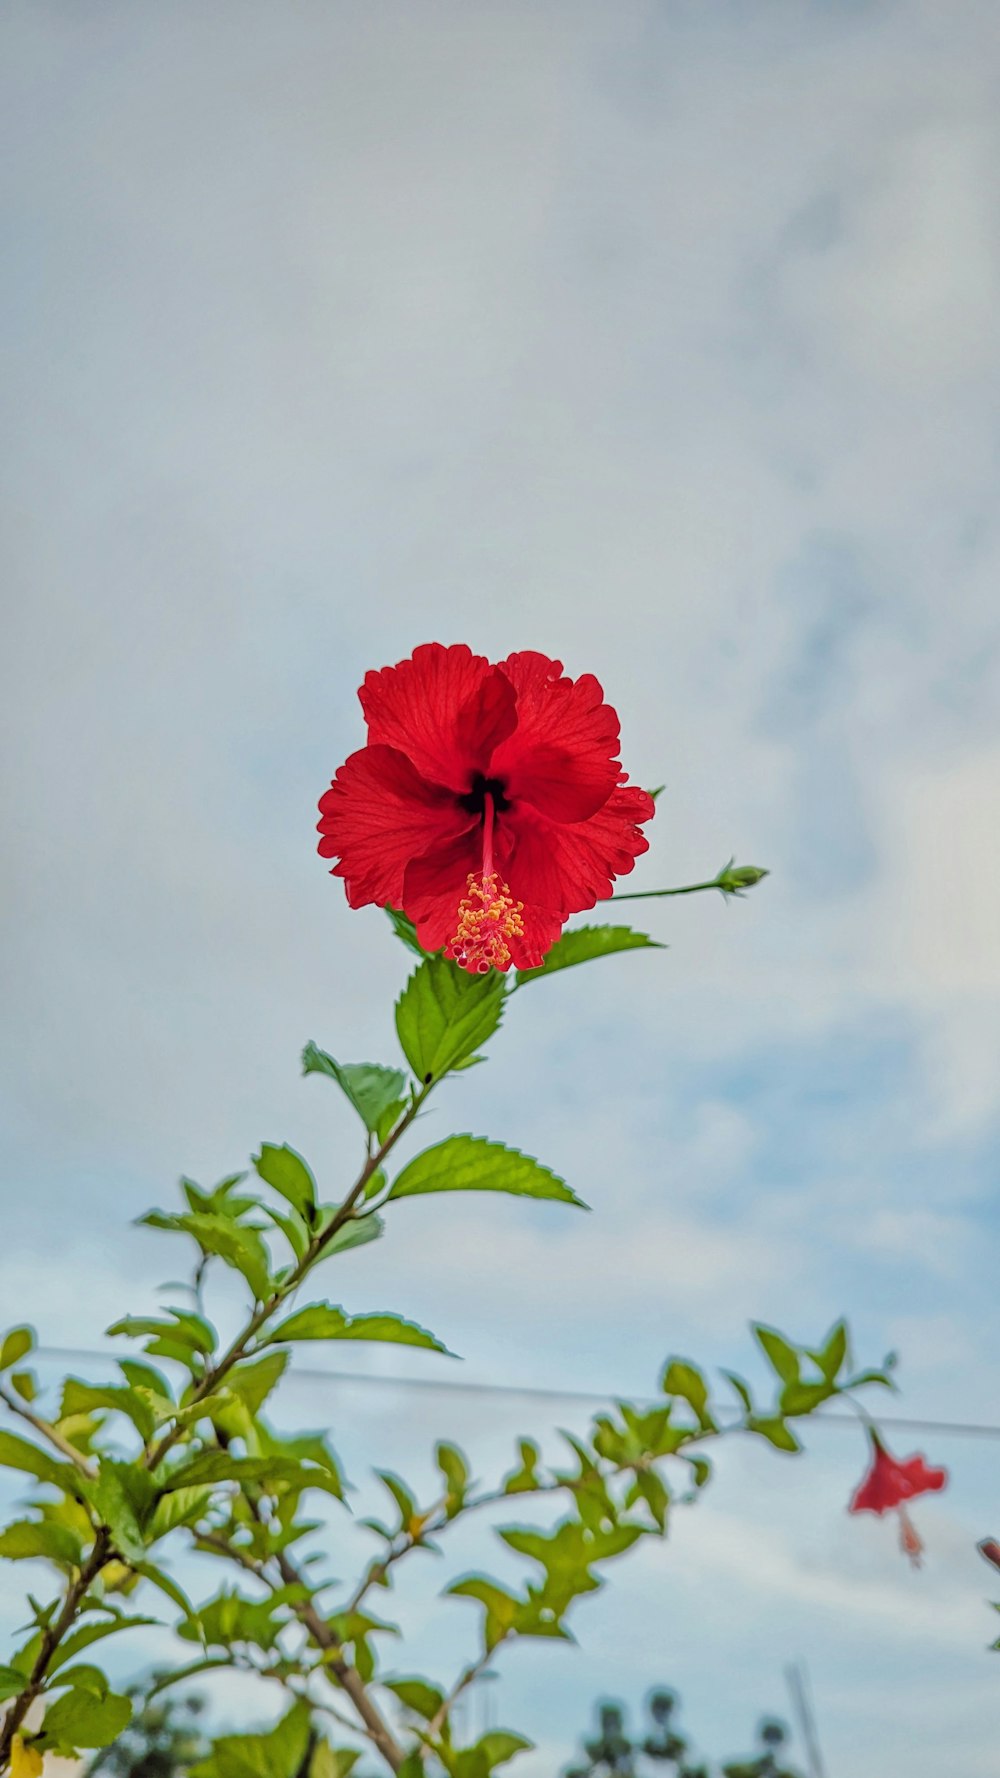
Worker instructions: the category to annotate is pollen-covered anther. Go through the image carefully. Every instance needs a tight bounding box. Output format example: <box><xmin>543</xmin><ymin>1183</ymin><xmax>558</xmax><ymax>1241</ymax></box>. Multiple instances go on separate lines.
<box><xmin>446</xmin><ymin>871</ymin><xmax>525</xmax><ymax>974</ymax></box>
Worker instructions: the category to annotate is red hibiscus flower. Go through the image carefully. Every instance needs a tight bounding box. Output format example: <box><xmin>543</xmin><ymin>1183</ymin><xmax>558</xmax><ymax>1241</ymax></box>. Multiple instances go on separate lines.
<box><xmin>317</xmin><ymin>644</ymin><xmax>655</xmax><ymax>973</ymax></box>
<box><xmin>848</xmin><ymin>1432</ymin><xmax>947</xmax><ymax>1567</ymax></box>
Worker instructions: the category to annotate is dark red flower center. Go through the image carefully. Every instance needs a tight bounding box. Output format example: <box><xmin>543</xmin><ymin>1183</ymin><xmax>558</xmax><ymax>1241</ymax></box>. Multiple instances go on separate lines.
<box><xmin>457</xmin><ymin>772</ymin><xmax>511</xmax><ymax>818</ymax></box>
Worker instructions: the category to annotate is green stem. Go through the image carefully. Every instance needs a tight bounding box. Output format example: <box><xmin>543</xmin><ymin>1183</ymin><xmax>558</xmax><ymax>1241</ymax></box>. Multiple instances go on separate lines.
<box><xmin>611</xmin><ymin>879</ymin><xmax>724</xmax><ymax>902</ymax></box>
<box><xmin>0</xmin><ymin>1384</ymin><xmax>96</xmax><ymax>1480</ymax></box>
<box><xmin>144</xmin><ymin>1086</ymin><xmax>432</xmax><ymax>1475</ymax></box>
<box><xmin>0</xmin><ymin>1529</ymin><xmax>113</xmax><ymax>1768</ymax></box>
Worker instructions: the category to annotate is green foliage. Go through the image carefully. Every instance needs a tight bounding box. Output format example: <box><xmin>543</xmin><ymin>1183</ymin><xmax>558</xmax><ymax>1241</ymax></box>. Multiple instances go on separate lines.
<box><xmin>515</xmin><ymin>925</ymin><xmax>661</xmax><ymax>984</ymax></box>
<box><xmin>0</xmin><ymin>1520</ymin><xmax>83</xmax><ymax>1568</ymax></box>
<box><xmin>41</xmin><ymin>1687</ymin><xmax>133</xmax><ymax>1755</ymax></box>
<box><xmin>0</xmin><ymin>1328</ymin><xmax>35</xmax><ymax>1372</ymax></box>
<box><xmin>0</xmin><ymin>875</ymin><xmax>894</xmax><ymax>1778</ymax></box>
<box><xmin>267</xmin><ymin>1302</ymin><xmax>450</xmax><ymax>1354</ymax></box>
<box><xmin>389</xmin><ymin>1134</ymin><xmax>585</xmax><ymax>1208</ymax></box>
<box><xmin>138</xmin><ymin>1209</ymin><xmax>272</xmax><ymax>1304</ymax></box>
<box><xmin>436</xmin><ymin>1442</ymin><xmax>469</xmax><ymax>1518</ymax></box>
<box><xmin>108</xmin><ymin>1311</ymin><xmax>217</xmax><ymax>1373</ymax></box>
<box><xmin>87</xmin><ymin>1690</ymin><xmax>210</xmax><ymax>1778</ymax></box>
<box><xmin>660</xmin><ymin>1360</ymin><xmax>715</xmax><ymax>1432</ymax></box>
<box><xmin>383</xmin><ymin>1676</ymin><xmax>445</xmax><ymax>1720</ymax></box>
<box><xmin>384</xmin><ymin>906</ymin><xmax>428</xmax><ymax>957</ymax></box>
<box><xmin>189</xmin><ymin>1700</ymin><xmax>312</xmax><ymax>1778</ymax></box>
<box><xmin>253</xmin><ymin>1145</ymin><xmax>318</xmax><ymax>1222</ymax></box>
<box><xmin>0</xmin><ymin>1429</ymin><xmax>78</xmax><ymax>1492</ymax></box>
<box><xmin>395</xmin><ymin>955</ymin><xmax>505</xmax><ymax>1082</ymax></box>
<box><xmin>302</xmin><ymin>1045</ymin><xmax>408</xmax><ymax>1142</ymax></box>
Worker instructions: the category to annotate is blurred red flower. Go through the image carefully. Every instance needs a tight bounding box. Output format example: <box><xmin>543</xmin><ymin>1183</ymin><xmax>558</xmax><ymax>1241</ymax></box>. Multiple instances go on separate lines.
<box><xmin>849</xmin><ymin>1432</ymin><xmax>947</xmax><ymax>1567</ymax></box>
<box><xmin>318</xmin><ymin>644</ymin><xmax>654</xmax><ymax>973</ymax></box>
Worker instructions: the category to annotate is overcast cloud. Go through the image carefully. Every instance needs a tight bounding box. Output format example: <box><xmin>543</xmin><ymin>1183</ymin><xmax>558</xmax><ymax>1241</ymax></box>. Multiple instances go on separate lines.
<box><xmin>3</xmin><ymin>3</ymin><xmax>1000</xmax><ymax>1774</ymax></box>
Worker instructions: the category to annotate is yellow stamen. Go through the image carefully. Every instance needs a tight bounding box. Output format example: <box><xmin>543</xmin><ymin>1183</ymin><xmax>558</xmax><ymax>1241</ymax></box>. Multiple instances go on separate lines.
<box><xmin>446</xmin><ymin>871</ymin><xmax>525</xmax><ymax>974</ymax></box>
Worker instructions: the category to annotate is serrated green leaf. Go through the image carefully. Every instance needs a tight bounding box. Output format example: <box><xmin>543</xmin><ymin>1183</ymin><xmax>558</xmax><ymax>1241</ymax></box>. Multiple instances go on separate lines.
<box><xmin>260</xmin><ymin>1203</ymin><xmax>310</xmax><ymax>1263</ymax></box>
<box><xmin>302</xmin><ymin>1046</ymin><xmax>408</xmax><ymax>1138</ymax></box>
<box><xmin>181</xmin><ymin>1174</ymin><xmax>250</xmax><ymax>1217</ymax></box>
<box><xmin>395</xmin><ymin>955</ymin><xmax>505</xmax><ymax>1082</ymax></box>
<box><xmin>137</xmin><ymin>1215</ymin><xmax>272</xmax><ymax>1303</ymax></box>
<box><xmin>310</xmin><ymin>1744</ymin><xmax>362</xmax><ymax>1778</ymax></box>
<box><xmin>436</xmin><ymin>1441</ymin><xmax>469</xmax><ymax>1517</ymax></box>
<box><xmin>0</xmin><ymin>1520</ymin><xmax>83</xmax><ymax>1567</ymax></box>
<box><xmin>0</xmin><ymin>1664</ymin><xmax>26</xmax><ymax>1702</ymax></box>
<box><xmin>503</xmin><ymin>1439</ymin><xmax>540</xmax><ymax>1495</ymax></box>
<box><xmin>389</xmin><ymin>1134</ymin><xmax>585</xmax><ymax>1208</ymax></box>
<box><xmin>474</xmin><ymin>1732</ymin><xmax>533</xmax><ymax>1770</ymax></box>
<box><xmin>780</xmin><ymin>1379</ymin><xmax>835</xmax><ymax>1416</ymax></box>
<box><xmin>516</xmin><ymin>924</ymin><xmax>662</xmax><ymax>984</ymax></box>
<box><xmin>748</xmin><ymin>1415</ymin><xmax>802</xmax><ymax>1453</ymax></box>
<box><xmin>107</xmin><ymin>1315</ymin><xmax>204</xmax><ymax>1357</ymax></box>
<box><xmin>150</xmin><ymin>1485</ymin><xmax>215</xmax><ymax>1538</ymax></box>
<box><xmin>59</xmin><ymin>1377</ymin><xmax>156</xmax><ymax>1443</ymax></box>
<box><xmin>319</xmin><ymin>1211</ymin><xmax>385</xmax><ymax>1257</ymax></box>
<box><xmin>384</xmin><ymin>907</ymin><xmax>428</xmax><ymax>957</ymax></box>
<box><xmin>253</xmin><ymin>1144</ymin><xmax>317</xmax><ymax>1221</ymax></box>
<box><xmin>0</xmin><ymin>1327</ymin><xmax>35</xmax><ymax>1371</ymax></box>
<box><xmin>162</xmin><ymin>1450</ymin><xmax>343</xmax><ymax>1500</ymax></box>
<box><xmin>660</xmin><ymin>1359</ymin><xmax>715</xmax><ymax>1430</ymax></box>
<box><xmin>52</xmin><ymin>1664</ymin><xmax>109</xmax><ymax>1697</ymax></box>
<box><xmin>189</xmin><ymin>1700</ymin><xmax>311</xmax><ymax>1778</ymax></box>
<box><xmin>219</xmin><ymin>1351</ymin><xmax>289</xmax><ymax>1419</ymax></box>
<box><xmin>267</xmin><ymin>1302</ymin><xmax>450</xmax><ymax>1354</ymax></box>
<box><xmin>132</xmin><ymin>1559</ymin><xmax>196</xmax><ymax>1620</ymax></box>
<box><xmin>720</xmin><ymin>1369</ymin><xmax>754</xmax><ymax>1414</ymax></box>
<box><xmin>0</xmin><ymin>1430</ymin><xmax>76</xmax><ymax>1492</ymax></box>
<box><xmin>383</xmin><ymin>1677</ymin><xmax>445</xmax><ymax>1720</ymax></box>
<box><xmin>377</xmin><ymin>1471</ymin><xmax>417</xmax><ymax>1526</ymax></box>
<box><xmin>83</xmin><ymin>1462</ymin><xmax>150</xmax><ymax>1564</ymax></box>
<box><xmin>813</xmin><ymin>1319</ymin><xmax>848</xmax><ymax>1382</ymax></box>
<box><xmin>629</xmin><ymin>1468</ymin><xmax>670</xmax><ymax>1531</ymax></box>
<box><xmin>48</xmin><ymin>1613</ymin><xmax>157</xmax><ymax>1673</ymax></box>
<box><xmin>42</xmin><ymin>1687</ymin><xmax>132</xmax><ymax>1752</ymax></box>
<box><xmin>753</xmin><ymin>1325</ymin><xmax>800</xmax><ymax>1386</ymax></box>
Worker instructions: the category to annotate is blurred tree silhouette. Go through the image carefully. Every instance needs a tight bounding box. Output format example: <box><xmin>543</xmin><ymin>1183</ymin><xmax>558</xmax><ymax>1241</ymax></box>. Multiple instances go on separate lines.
<box><xmin>87</xmin><ymin>1693</ymin><xmax>209</xmax><ymax>1778</ymax></box>
<box><xmin>565</xmin><ymin>1691</ymin><xmax>800</xmax><ymax>1778</ymax></box>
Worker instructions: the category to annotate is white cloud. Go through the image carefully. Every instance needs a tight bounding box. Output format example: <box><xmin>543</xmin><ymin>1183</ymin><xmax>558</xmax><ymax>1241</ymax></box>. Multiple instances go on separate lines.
<box><xmin>3</xmin><ymin>0</ymin><xmax>1000</xmax><ymax>1768</ymax></box>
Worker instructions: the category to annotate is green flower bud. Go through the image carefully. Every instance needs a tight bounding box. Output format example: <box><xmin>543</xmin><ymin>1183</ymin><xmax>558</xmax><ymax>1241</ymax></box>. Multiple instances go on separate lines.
<box><xmin>715</xmin><ymin>859</ymin><xmax>770</xmax><ymax>897</ymax></box>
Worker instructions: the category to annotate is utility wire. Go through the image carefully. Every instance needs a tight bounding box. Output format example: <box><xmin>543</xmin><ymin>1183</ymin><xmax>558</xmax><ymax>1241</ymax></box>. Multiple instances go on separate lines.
<box><xmin>31</xmin><ymin>1346</ymin><xmax>1000</xmax><ymax>1441</ymax></box>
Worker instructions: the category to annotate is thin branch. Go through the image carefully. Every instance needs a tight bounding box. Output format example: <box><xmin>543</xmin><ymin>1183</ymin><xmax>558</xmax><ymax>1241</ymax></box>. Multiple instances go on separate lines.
<box><xmin>271</xmin><ymin>1546</ymin><xmax>406</xmax><ymax>1773</ymax></box>
<box><xmin>426</xmin><ymin>1638</ymin><xmax>507</xmax><ymax>1746</ymax></box>
<box><xmin>0</xmin><ymin>1529</ymin><xmax>113</xmax><ymax>1766</ymax></box>
<box><xmin>144</xmin><ymin>1087</ymin><xmax>432</xmax><ymax>1476</ymax></box>
<box><xmin>0</xmin><ymin>1383</ymin><xmax>96</xmax><ymax>1480</ymax></box>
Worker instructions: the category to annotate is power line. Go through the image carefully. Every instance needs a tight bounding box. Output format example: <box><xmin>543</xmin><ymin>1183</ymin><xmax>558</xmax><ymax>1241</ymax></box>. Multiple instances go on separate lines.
<box><xmin>31</xmin><ymin>1346</ymin><xmax>1000</xmax><ymax>1441</ymax></box>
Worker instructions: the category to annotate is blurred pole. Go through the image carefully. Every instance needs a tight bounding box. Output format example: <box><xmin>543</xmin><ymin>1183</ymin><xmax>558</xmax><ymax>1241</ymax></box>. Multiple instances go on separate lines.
<box><xmin>784</xmin><ymin>1663</ymin><xmax>827</xmax><ymax>1778</ymax></box>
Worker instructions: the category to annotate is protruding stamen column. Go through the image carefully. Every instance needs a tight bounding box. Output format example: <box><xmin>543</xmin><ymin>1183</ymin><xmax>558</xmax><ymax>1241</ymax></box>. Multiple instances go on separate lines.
<box><xmin>446</xmin><ymin>792</ymin><xmax>524</xmax><ymax>974</ymax></box>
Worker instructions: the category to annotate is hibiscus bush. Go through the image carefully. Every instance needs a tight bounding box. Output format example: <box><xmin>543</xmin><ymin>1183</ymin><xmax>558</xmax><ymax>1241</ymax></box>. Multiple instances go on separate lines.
<box><xmin>0</xmin><ymin>649</ymin><xmax>939</xmax><ymax>1778</ymax></box>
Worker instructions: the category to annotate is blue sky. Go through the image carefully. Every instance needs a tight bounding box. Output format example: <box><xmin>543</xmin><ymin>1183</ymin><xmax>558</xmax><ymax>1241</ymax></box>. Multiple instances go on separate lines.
<box><xmin>3</xmin><ymin>1</ymin><xmax>1000</xmax><ymax>1773</ymax></box>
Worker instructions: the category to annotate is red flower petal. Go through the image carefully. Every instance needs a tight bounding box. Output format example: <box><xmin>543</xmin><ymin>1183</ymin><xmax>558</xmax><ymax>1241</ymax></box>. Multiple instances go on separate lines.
<box><xmin>318</xmin><ymin>745</ymin><xmax>475</xmax><ymax>909</ymax></box>
<box><xmin>849</xmin><ymin>1437</ymin><xmax>948</xmax><ymax>1517</ymax></box>
<box><xmin>490</xmin><ymin>651</ymin><xmax>624</xmax><ymax>823</ymax></box>
<box><xmin>361</xmin><ymin>643</ymin><xmax>517</xmax><ymax>794</ymax></box>
<box><xmin>508</xmin><ymin>903</ymin><xmax>565</xmax><ymax>972</ymax></box>
<box><xmin>497</xmin><ymin>781</ymin><xmax>655</xmax><ymax>918</ymax></box>
<box><xmin>401</xmin><ymin>829</ymin><xmax>487</xmax><ymax>954</ymax></box>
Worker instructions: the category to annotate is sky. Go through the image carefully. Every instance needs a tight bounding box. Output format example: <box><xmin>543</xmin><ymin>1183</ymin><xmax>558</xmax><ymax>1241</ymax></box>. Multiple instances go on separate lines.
<box><xmin>3</xmin><ymin>0</ymin><xmax>1000</xmax><ymax>1772</ymax></box>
